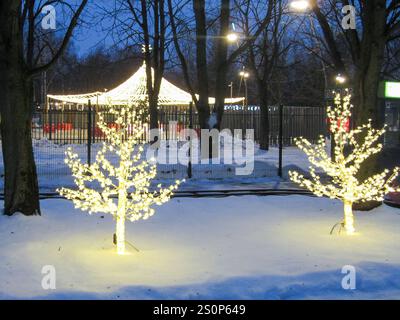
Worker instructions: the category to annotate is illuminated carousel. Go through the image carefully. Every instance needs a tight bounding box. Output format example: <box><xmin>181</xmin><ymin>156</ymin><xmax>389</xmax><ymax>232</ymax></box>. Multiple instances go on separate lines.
<box><xmin>47</xmin><ymin>61</ymin><xmax>244</xmax><ymax>110</ymax></box>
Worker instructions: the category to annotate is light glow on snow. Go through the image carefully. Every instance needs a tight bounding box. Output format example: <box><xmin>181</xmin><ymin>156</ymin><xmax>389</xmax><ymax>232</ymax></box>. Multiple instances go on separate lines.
<box><xmin>1</xmin><ymin>196</ymin><xmax>399</xmax><ymax>299</ymax></box>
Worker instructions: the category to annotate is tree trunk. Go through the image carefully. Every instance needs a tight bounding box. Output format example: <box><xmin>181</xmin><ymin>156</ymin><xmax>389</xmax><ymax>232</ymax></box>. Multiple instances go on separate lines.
<box><xmin>193</xmin><ymin>0</ymin><xmax>210</xmax><ymax>130</ymax></box>
<box><xmin>343</xmin><ymin>200</ymin><xmax>355</xmax><ymax>235</ymax></box>
<box><xmin>0</xmin><ymin>1</ymin><xmax>40</xmax><ymax>216</ymax></box>
<box><xmin>352</xmin><ymin>73</ymin><xmax>383</xmax><ymax>211</ymax></box>
<box><xmin>0</xmin><ymin>72</ymin><xmax>40</xmax><ymax>216</ymax></box>
<box><xmin>213</xmin><ymin>0</ymin><xmax>230</xmax><ymax>129</ymax></box>
<box><xmin>214</xmin><ymin>64</ymin><xmax>228</xmax><ymax>129</ymax></box>
<box><xmin>352</xmin><ymin>52</ymin><xmax>385</xmax><ymax>127</ymax></box>
<box><xmin>351</xmin><ymin>0</ymin><xmax>386</xmax><ymax>211</ymax></box>
<box><xmin>116</xmin><ymin>214</ymin><xmax>126</xmax><ymax>255</ymax></box>
<box><xmin>258</xmin><ymin>81</ymin><xmax>269</xmax><ymax>150</ymax></box>
<box><xmin>197</xmin><ymin>105</ymin><xmax>210</xmax><ymax>129</ymax></box>
<box><xmin>116</xmin><ymin>182</ymin><xmax>127</xmax><ymax>255</ymax></box>
<box><xmin>0</xmin><ymin>0</ymin><xmax>86</xmax><ymax>216</ymax></box>
<box><xmin>149</xmin><ymin>97</ymin><xmax>159</xmax><ymax>130</ymax></box>
<box><xmin>193</xmin><ymin>0</ymin><xmax>214</xmax><ymax>159</ymax></box>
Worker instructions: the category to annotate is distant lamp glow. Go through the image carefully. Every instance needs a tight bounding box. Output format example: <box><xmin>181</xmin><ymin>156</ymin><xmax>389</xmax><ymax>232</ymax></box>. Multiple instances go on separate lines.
<box><xmin>290</xmin><ymin>0</ymin><xmax>310</xmax><ymax>11</ymax></box>
<box><xmin>335</xmin><ymin>74</ymin><xmax>346</xmax><ymax>84</ymax></box>
<box><xmin>227</xmin><ymin>33</ymin><xmax>239</xmax><ymax>42</ymax></box>
<box><xmin>239</xmin><ymin>70</ymin><xmax>250</xmax><ymax>78</ymax></box>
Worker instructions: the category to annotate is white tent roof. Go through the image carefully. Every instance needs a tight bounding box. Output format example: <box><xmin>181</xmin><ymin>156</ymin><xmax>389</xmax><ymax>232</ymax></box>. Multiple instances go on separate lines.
<box><xmin>48</xmin><ymin>62</ymin><xmax>244</xmax><ymax>106</ymax></box>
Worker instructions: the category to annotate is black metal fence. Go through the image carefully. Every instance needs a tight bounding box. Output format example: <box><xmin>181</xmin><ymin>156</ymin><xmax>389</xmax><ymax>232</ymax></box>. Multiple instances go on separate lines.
<box><xmin>31</xmin><ymin>105</ymin><xmax>326</xmax><ymax>145</ymax></box>
<box><xmin>1</xmin><ymin>105</ymin><xmax>327</xmax><ymax>192</ymax></box>
<box><xmin>222</xmin><ymin>105</ymin><xmax>326</xmax><ymax>145</ymax></box>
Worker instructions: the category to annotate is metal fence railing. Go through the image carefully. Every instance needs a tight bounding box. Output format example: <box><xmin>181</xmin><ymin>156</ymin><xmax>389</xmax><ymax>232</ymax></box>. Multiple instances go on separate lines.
<box><xmin>30</xmin><ymin>105</ymin><xmax>326</xmax><ymax>145</ymax></box>
<box><xmin>221</xmin><ymin>106</ymin><xmax>327</xmax><ymax>145</ymax></box>
<box><xmin>1</xmin><ymin>105</ymin><xmax>327</xmax><ymax>191</ymax></box>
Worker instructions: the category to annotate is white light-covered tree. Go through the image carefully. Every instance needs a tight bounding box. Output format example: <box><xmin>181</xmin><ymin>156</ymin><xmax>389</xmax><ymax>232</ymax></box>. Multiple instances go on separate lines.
<box><xmin>58</xmin><ymin>103</ymin><xmax>182</xmax><ymax>254</ymax></box>
<box><xmin>289</xmin><ymin>92</ymin><xmax>400</xmax><ymax>235</ymax></box>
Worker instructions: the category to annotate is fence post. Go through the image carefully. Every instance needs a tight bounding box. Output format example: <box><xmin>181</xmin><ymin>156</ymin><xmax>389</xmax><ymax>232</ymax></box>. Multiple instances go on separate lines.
<box><xmin>49</xmin><ymin>109</ymin><xmax>52</xmax><ymax>141</ymax></box>
<box><xmin>278</xmin><ymin>104</ymin><xmax>283</xmax><ymax>178</ymax></box>
<box><xmin>87</xmin><ymin>99</ymin><xmax>92</xmax><ymax>166</ymax></box>
<box><xmin>187</xmin><ymin>102</ymin><xmax>193</xmax><ymax>179</ymax></box>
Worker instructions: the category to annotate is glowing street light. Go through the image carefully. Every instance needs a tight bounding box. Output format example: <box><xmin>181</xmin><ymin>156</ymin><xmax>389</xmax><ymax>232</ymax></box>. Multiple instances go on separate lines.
<box><xmin>290</xmin><ymin>0</ymin><xmax>311</xmax><ymax>11</ymax></box>
<box><xmin>227</xmin><ymin>32</ymin><xmax>239</xmax><ymax>42</ymax></box>
<box><xmin>335</xmin><ymin>74</ymin><xmax>346</xmax><ymax>84</ymax></box>
<box><xmin>239</xmin><ymin>70</ymin><xmax>250</xmax><ymax>78</ymax></box>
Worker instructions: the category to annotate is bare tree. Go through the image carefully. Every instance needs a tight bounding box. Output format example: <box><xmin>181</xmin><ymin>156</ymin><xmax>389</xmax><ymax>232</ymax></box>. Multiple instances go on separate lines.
<box><xmin>168</xmin><ymin>0</ymin><xmax>273</xmax><ymax>129</ymax></box>
<box><xmin>102</xmin><ymin>0</ymin><xmax>169</xmax><ymax>134</ymax></box>
<box><xmin>193</xmin><ymin>0</ymin><xmax>211</xmax><ymax>128</ymax></box>
<box><xmin>167</xmin><ymin>0</ymin><xmax>210</xmax><ymax>128</ymax></box>
<box><xmin>308</xmin><ymin>0</ymin><xmax>400</xmax><ymax>210</ymax></box>
<box><xmin>0</xmin><ymin>0</ymin><xmax>88</xmax><ymax>216</ymax></box>
<box><xmin>126</xmin><ymin>0</ymin><xmax>167</xmax><ymax>132</ymax></box>
<box><xmin>244</xmin><ymin>0</ymin><xmax>291</xmax><ymax>150</ymax></box>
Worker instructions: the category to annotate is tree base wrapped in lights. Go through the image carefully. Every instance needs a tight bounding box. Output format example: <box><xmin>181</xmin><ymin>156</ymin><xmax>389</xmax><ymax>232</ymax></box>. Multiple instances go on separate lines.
<box><xmin>289</xmin><ymin>91</ymin><xmax>400</xmax><ymax>235</ymax></box>
<box><xmin>58</xmin><ymin>103</ymin><xmax>182</xmax><ymax>254</ymax></box>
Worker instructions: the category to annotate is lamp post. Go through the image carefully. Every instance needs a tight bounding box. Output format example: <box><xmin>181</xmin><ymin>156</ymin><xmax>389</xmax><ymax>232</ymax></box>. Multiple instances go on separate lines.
<box><xmin>227</xmin><ymin>23</ymin><xmax>242</xmax><ymax>108</ymax></box>
<box><xmin>239</xmin><ymin>68</ymin><xmax>250</xmax><ymax>109</ymax></box>
<box><xmin>98</xmin><ymin>88</ymin><xmax>107</xmax><ymax>112</ymax></box>
<box><xmin>228</xmin><ymin>82</ymin><xmax>233</xmax><ymax>99</ymax></box>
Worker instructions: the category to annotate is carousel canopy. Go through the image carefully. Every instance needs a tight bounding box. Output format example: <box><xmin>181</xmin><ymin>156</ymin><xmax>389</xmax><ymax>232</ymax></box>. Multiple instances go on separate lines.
<box><xmin>47</xmin><ymin>62</ymin><xmax>244</xmax><ymax>106</ymax></box>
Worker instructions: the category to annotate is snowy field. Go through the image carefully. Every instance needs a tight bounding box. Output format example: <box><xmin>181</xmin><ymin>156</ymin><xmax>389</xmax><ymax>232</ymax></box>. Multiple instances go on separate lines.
<box><xmin>1</xmin><ymin>195</ymin><xmax>400</xmax><ymax>300</ymax></box>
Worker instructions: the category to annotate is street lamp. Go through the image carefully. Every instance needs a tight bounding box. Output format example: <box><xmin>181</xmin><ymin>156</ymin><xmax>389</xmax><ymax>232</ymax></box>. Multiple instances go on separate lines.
<box><xmin>228</xmin><ymin>82</ymin><xmax>233</xmax><ymax>99</ymax></box>
<box><xmin>335</xmin><ymin>74</ymin><xmax>347</xmax><ymax>84</ymax></box>
<box><xmin>290</xmin><ymin>0</ymin><xmax>311</xmax><ymax>11</ymax></box>
<box><xmin>227</xmin><ymin>32</ymin><xmax>239</xmax><ymax>42</ymax></box>
<box><xmin>239</xmin><ymin>68</ymin><xmax>250</xmax><ymax>109</ymax></box>
<box><xmin>239</xmin><ymin>70</ymin><xmax>250</xmax><ymax>78</ymax></box>
<box><xmin>227</xmin><ymin>22</ymin><xmax>239</xmax><ymax>43</ymax></box>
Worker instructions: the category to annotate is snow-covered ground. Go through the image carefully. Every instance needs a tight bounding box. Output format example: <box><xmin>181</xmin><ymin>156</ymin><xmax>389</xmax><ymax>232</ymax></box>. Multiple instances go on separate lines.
<box><xmin>0</xmin><ymin>138</ymin><xmax>319</xmax><ymax>192</ymax></box>
<box><xmin>1</xmin><ymin>195</ymin><xmax>399</xmax><ymax>300</ymax></box>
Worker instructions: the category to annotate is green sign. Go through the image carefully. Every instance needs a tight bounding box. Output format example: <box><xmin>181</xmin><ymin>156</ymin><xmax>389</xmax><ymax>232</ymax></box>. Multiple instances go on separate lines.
<box><xmin>385</xmin><ymin>81</ymin><xmax>400</xmax><ymax>99</ymax></box>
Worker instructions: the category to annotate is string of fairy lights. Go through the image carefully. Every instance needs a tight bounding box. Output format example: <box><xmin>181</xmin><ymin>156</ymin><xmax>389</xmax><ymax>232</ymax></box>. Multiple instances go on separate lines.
<box><xmin>58</xmin><ymin>103</ymin><xmax>182</xmax><ymax>255</ymax></box>
<box><xmin>289</xmin><ymin>91</ymin><xmax>400</xmax><ymax>234</ymax></box>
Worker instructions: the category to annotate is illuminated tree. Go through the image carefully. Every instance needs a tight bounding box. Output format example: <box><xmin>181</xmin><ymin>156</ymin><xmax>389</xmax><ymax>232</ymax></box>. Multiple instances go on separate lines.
<box><xmin>58</xmin><ymin>103</ymin><xmax>182</xmax><ymax>254</ymax></box>
<box><xmin>289</xmin><ymin>92</ymin><xmax>399</xmax><ymax>235</ymax></box>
